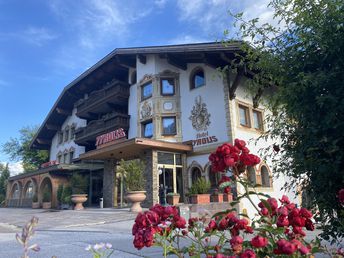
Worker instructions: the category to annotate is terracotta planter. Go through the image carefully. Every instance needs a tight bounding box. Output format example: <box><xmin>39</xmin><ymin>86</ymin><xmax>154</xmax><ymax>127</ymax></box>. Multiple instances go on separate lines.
<box><xmin>32</xmin><ymin>202</ymin><xmax>40</xmax><ymax>209</ymax></box>
<box><xmin>167</xmin><ymin>194</ymin><xmax>180</xmax><ymax>206</ymax></box>
<box><xmin>211</xmin><ymin>193</ymin><xmax>223</xmax><ymax>203</ymax></box>
<box><xmin>223</xmin><ymin>193</ymin><xmax>233</xmax><ymax>202</ymax></box>
<box><xmin>71</xmin><ymin>194</ymin><xmax>88</xmax><ymax>210</ymax></box>
<box><xmin>42</xmin><ymin>202</ymin><xmax>51</xmax><ymax>209</ymax></box>
<box><xmin>190</xmin><ymin>194</ymin><xmax>210</xmax><ymax>204</ymax></box>
<box><xmin>126</xmin><ymin>191</ymin><xmax>146</xmax><ymax>213</ymax></box>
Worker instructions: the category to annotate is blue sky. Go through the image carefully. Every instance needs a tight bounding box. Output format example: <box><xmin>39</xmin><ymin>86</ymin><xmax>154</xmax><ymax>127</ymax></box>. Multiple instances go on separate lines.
<box><xmin>0</xmin><ymin>0</ymin><xmax>272</xmax><ymax>172</ymax></box>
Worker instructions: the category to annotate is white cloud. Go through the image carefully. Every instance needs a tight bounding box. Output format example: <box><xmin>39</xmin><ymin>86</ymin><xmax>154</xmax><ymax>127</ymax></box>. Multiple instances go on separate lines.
<box><xmin>22</xmin><ymin>27</ymin><xmax>58</xmax><ymax>46</ymax></box>
<box><xmin>154</xmin><ymin>0</ymin><xmax>168</xmax><ymax>8</ymax></box>
<box><xmin>167</xmin><ymin>35</ymin><xmax>212</xmax><ymax>45</ymax></box>
<box><xmin>1</xmin><ymin>162</ymin><xmax>23</xmax><ymax>176</ymax></box>
<box><xmin>176</xmin><ymin>0</ymin><xmax>277</xmax><ymax>40</ymax></box>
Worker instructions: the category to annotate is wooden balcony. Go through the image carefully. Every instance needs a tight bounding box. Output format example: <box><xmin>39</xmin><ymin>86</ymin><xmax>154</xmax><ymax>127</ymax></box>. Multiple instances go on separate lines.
<box><xmin>75</xmin><ymin>80</ymin><xmax>129</xmax><ymax>120</ymax></box>
<box><xmin>75</xmin><ymin>112</ymin><xmax>130</xmax><ymax>147</ymax></box>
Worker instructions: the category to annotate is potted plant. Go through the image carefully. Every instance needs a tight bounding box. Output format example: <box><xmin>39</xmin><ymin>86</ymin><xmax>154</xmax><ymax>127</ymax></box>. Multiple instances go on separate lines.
<box><xmin>70</xmin><ymin>173</ymin><xmax>88</xmax><ymax>210</ymax></box>
<box><xmin>31</xmin><ymin>193</ymin><xmax>39</xmax><ymax>209</ymax></box>
<box><xmin>61</xmin><ymin>185</ymin><xmax>72</xmax><ymax>210</ymax></box>
<box><xmin>167</xmin><ymin>192</ymin><xmax>180</xmax><ymax>206</ymax></box>
<box><xmin>42</xmin><ymin>187</ymin><xmax>51</xmax><ymax>209</ymax></box>
<box><xmin>118</xmin><ymin>159</ymin><xmax>146</xmax><ymax>212</ymax></box>
<box><xmin>189</xmin><ymin>177</ymin><xmax>211</xmax><ymax>204</ymax></box>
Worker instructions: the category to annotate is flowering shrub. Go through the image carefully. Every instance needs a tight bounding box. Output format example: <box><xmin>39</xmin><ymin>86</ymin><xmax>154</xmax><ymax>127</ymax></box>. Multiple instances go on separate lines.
<box><xmin>132</xmin><ymin>139</ymin><xmax>329</xmax><ymax>257</ymax></box>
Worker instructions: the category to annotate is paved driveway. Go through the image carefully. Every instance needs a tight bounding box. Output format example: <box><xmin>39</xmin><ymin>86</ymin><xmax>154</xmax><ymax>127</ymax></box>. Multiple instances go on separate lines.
<box><xmin>0</xmin><ymin>208</ymin><xmax>162</xmax><ymax>258</ymax></box>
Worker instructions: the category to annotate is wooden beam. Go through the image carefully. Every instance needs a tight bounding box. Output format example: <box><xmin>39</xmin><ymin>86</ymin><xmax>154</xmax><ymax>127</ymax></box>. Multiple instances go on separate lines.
<box><xmin>202</xmin><ymin>54</ymin><xmax>220</xmax><ymax>69</ymax></box>
<box><xmin>138</xmin><ymin>54</ymin><xmax>146</xmax><ymax>64</ymax></box>
<box><xmin>165</xmin><ymin>54</ymin><xmax>187</xmax><ymax>70</ymax></box>
<box><xmin>229</xmin><ymin>67</ymin><xmax>244</xmax><ymax>100</ymax></box>
<box><xmin>116</xmin><ymin>56</ymin><xmax>136</xmax><ymax>68</ymax></box>
<box><xmin>56</xmin><ymin>107</ymin><xmax>72</xmax><ymax>116</ymax></box>
<box><xmin>36</xmin><ymin>138</ymin><xmax>51</xmax><ymax>145</ymax></box>
<box><xmin>46</xmin><ymin>124</ymin><xmax>60</xmax><ymax>131</ymax></box>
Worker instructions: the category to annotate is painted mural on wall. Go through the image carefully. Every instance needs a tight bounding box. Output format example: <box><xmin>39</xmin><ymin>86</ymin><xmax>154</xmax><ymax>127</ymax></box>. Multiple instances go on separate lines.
<box><xmin>140</xmin><ymin>101</ymin><xmax>152</xmax><ymax>120</ymax></box>
<box><xmin>189</xmin><ymin>96</ymin><xmax>218</xmax><ymax>147</ymax></box>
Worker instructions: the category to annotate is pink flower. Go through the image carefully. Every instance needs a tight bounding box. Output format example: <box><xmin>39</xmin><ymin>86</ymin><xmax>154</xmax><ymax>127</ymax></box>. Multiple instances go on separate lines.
<box><xmin>240</xmin><ymin>249</ymin><xmax>256</xmax><ymax>258</ymax></box>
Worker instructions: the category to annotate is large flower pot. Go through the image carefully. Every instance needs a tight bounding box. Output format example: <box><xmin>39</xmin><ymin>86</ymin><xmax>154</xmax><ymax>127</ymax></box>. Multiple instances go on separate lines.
<box><xmin>42</xmin><ymin>202</ymin><xmax>51</xmax><ymax>209</ymax></box>
<box><xmin>32</xmin><ymin>202</ymin><xmax>40</xmax><ymax>209</ymax></box>
<box><xmin>211</xmin><ymin>193</ymin><xmax>223</xmax><ymax>203</ymax></box>
<box><xmin>126</xmin><ymin>191</ymin><xmax>146</xmax><ymax>213</ymax></box>
<box><xmin>190</xmin><ymin>194</ymin><xmax>210</xmax><ymax>204</ymax></box>
<box><xmin>71</xmin><ymin>194</ymin><xmax>88</xmax><ymax>210</ymax></box>
<box><xmin>167</xmin><ymin>194</ymin><xmax>180</xmax><ymax>206</ymax></box>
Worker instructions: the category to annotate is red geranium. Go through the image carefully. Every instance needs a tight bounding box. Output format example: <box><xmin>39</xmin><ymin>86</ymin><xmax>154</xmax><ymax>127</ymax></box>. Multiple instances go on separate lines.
<box><xmin>250</xmin><ymin>235</ymin><xmax>268</xmax><ymax>248</ymax></box>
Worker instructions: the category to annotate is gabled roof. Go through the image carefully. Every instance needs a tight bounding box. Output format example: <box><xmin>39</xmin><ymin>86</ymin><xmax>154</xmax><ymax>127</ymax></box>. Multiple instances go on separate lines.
<box><xmin>30</xmin><ymin>41</ymin><xmax>243</xmax><ymax>150</ymax></box>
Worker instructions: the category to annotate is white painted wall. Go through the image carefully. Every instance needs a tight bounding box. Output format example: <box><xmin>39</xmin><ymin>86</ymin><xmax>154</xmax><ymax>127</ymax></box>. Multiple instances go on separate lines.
<box><xmin>180</xmin><ymin>63</ymin><xmax>228</xmax><ymax>149</ymax></box>
<box><xmin>49</xmin><ymin>108</ymin><xmax>86</xmax><ymax>162</ymax></box>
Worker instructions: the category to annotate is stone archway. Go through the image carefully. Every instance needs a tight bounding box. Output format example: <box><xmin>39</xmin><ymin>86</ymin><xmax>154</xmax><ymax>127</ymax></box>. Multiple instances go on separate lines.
<box><xmin>9</xmin><ymin>181</ymin><xmax>22</xmax><ymax>207</ymax></box>
<box><xmin>22</xmin><ymin>179</ymin><xmax>37</xmax><ymax>207</ymax></box>
<box><xmin>187</xmin><ymin>161</ymin><xmax>204</xmax><ymax>188</ymax></box>
<box><xmin>39</xmin><ymin>176</ymin><xmax>53</xmax><ymax>204</ymax></box>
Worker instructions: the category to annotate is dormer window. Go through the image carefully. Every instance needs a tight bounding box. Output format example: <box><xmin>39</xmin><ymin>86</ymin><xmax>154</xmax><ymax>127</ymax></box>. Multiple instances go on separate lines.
<box><xmin>190</xmin><ymin>68</ymin><xmax>205</xmax><ymax>89</ymax></box>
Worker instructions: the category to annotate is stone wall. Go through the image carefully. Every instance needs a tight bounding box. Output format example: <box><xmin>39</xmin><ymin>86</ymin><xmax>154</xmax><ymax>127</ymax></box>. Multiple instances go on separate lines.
<box><xmin>103</xmin><ymin>159</ymin><xmax>116</xmax><ymax>208</ymax></box>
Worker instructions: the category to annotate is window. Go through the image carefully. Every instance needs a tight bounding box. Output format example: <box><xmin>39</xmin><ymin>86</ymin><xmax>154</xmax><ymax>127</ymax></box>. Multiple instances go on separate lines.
<box><xmin>162</xmin><ymin>117</ymin><xmax>176</xmax><ymax>135</ymax></box>
<box><xmin>63</xmin><ymin>153</ymin><xmax>68</xmax><ymax>164</ymax></box>
<box><xmin>261</xmin><ymin>166</ymin><xmax>271</xmax><ymax>187</ymax></box>
<box><xmin>190</xmin><ymin>68</ymin><xmax>205</xmax><ymax>89</ymax></box>
<box><xmin>70</xmin><ymin>125</ymin><xmax>76</xmax><ymax>140</ymax></box>
<box><xmin>69</xmin><ymin>151</ymin><xmax>74</xmax><ymax>164</ymax></box>
<box><xmin>64</xmin><ymin>127</ymin><xmax>69</xmax><ymax>142</ymax></box>
<box><xmin>161</xmin><ymin>78</ymin><xmax>175</xmax><ymax>96</ymax></box>
<box><xmin>58</xmin><ymin>131</ymin><xmax>63</xmax><ymax>144</ymax></box>
<box><xmin>239</xmin><ymin>105</ymin><xmax>250</xmax><ymax>127</ymax></box>
<box><xmin>247</xmin><ymin>167</ymin><xmax>256</xmax><ymax>185</ymax></box>
<box><xmin>57</xmin><ymin>153</ymin><xmax>62</xmax><ymax>164</ymax></box>
<box><xmin>141</xmin><ymin>82</ymin><xmax>153</xmax><ymax>100</ymax></box>
<box><xmin>191</xmin><ymin>167</ymin><xmax>202</xmax><ymax>184</ymax></box>
<box><xmin>142</xmin><ymin>120</ymin><xmax>153</xmax><ymax>138</ymax></box>
<box><xmin>253</xmin><ymin>110</ymin><xmax>263</xmax><ymax>130</ymax></box>
<box><xmin>25</xmin><ymin>182</ymin><xmax>33</xmax><ymax>198</ymax></box>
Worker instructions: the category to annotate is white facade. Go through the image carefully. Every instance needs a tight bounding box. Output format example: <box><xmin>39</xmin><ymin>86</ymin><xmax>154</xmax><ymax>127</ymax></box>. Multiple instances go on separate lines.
<box><xmin>49</xmin><ymin>108</ymin><xmax>86</xmax><ymax>163</ymax></box>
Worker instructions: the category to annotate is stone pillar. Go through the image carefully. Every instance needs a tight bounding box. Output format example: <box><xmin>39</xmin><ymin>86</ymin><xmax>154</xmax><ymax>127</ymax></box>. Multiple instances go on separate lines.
<box><xmin>141</xmin><ymin>150</ymin><xmax>158</xmax><ymax>207</ymax></box>
<box><xmin>182</xmin><ymin>153</ymin><xmax>188</xmax><ymax>203</ymax></box>
<box><xmin>103</xmin><ymin>159</ymin><xmax>116</xmax><ymax>208</ymax></box>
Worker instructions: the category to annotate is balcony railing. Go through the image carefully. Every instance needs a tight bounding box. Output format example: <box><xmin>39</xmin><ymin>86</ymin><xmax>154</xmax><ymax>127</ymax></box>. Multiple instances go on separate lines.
<box><xmin>75</xmin><ymin>79</ymin><xmax>129</xmax><ymax>119</ymax></box>
<box><xmin>75</xmin><ymin>112</ymin><xmax>130</xmax><ymax>146</ymax></box>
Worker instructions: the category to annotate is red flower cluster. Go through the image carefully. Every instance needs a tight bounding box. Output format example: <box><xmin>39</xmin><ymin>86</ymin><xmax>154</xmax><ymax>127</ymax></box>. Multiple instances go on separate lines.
<box><xmin>274</xmin><ymin>239</ymin><xmax>310</xmax><ymax>255</ymax></box>
<box><xmin>132</xmin><ymin>204</ymin><xmax>186</xmax><ymax>250</ymax></box>
<box><xmin>250</xmin><ymin>235</ymin><xmax>268</xmax><ymax>248</ymax></box>
<box><xmin>209</xmin><ymin>139</ymin><xmax>260</xmax><ymax>174</ymax></box>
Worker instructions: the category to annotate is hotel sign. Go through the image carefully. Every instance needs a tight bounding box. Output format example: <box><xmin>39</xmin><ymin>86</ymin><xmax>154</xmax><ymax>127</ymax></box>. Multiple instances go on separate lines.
<box><xmin>192</xmin><ymin>131</ymin><xmax>218</xmax><ymax>146</ymax></box>
<box><xmin>95</xmin><ymin>128</ymin><xmax>126</xmax><ymax>147</ymax></box>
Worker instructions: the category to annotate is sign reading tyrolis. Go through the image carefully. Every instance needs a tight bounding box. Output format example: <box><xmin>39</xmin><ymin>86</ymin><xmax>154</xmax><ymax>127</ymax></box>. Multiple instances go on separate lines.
<box><xmin>95</xmin><ymin>128</ymin><xmax>126</xmax><ymax>147</ymax></box>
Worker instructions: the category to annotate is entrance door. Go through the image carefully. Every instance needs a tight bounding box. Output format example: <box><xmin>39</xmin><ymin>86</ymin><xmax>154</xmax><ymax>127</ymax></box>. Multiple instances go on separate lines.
<box><xmin>159</xmin><ymin>168</ymin><xmax>174</xmax><ymax>194</ymax></box>
<box><xmin>176</xmin><ymin>167</ymin><xmax>184</xmax><ymax>202</ymax></box>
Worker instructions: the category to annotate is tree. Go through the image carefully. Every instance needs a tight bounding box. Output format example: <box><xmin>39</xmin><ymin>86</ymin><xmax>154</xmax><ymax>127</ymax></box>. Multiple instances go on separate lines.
<box><xmin>227</xmin><ymin>0</ymin><xmax>344</xmax><ymax>242</ymax></box>
<box><xmin>1</xmin><ymin>126</ymin><xmax>49</xmax><ymax>172</ymax></box>
<box><xmin>0</xmin><ymin>163</ymin><xmax>10</xmax><ymax>203</ymax></box>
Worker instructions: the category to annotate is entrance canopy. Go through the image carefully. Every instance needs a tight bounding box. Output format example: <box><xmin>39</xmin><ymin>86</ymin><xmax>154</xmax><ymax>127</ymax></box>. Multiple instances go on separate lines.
<box><xmin>79</xmin><ymin>137</ymin><xmax>193</xmax><ymax>160</ymax></box>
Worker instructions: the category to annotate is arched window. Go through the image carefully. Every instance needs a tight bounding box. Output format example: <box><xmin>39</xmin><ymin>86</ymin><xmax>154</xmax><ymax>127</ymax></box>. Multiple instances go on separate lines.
<box><xmin>190</xmin><ymin>67</ymin><xmax>205</xmax><ymax>89</ymax></box>
<box><xmin>208</xmin><ymin>165</ymin><xmax>221</xmax><ymax>189</ymax></box>
<box><xmin>261</xmin><ymin>166</ymin><xmax>271</xmax><ymax>187</ymax></box>
<box><xmin>191</xmin><ymin>167</ymin><xmax>202</xmax><ymax>184</ymax></box>
<box><xmin>247</xmin><ymin>167</ymin><xmax>256</xmax><ymax>185</ymax></box>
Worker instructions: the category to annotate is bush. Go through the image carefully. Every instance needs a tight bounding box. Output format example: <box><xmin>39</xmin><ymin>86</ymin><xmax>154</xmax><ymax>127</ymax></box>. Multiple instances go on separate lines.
<box><xmin>32</xmin><ymin>193</ymin><xmax>38</xmax><ymax>203</ymax></box>
<box><xmin>189</xmin><ymin>177</ymin><xmax>211</xmax><ymax>194</ymax></box>
<box><xmin>61</xmin><ymin>185</ymin><xmax>72</xmax><ymax>204</ymax></box>
<box><xmin>57</xmin><ymin>184</ymin><xmax>64</xmax><ymax>203</ymax></box>
<box><xmin>42</xmin><ymin>189</ymin><xmax>51</xmax><ymax>203</ymax></box>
